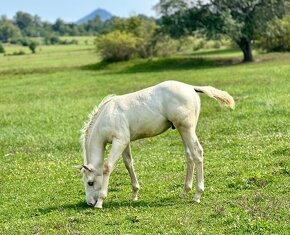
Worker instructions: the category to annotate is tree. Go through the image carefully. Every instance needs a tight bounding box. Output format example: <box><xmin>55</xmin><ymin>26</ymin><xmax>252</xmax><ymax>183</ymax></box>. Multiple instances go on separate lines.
<box><xmin>85</xmin><ymin>16</ymin><xmax>103</xmax><ymax>35</ymax></box>
<box><xmin>14</xmin><ymin>11</ymin><xmax>33</xmax><ymax>30</ymax></box>
<box><xmin>257</xmin><ymin>14</ymin><xmax>290</xmax><ymax>51</ymax></box>
<box><xmin>52</xmin><ymin>19</ymin><xmax>68</xmax><ymax>35</ymax></box>
<box><xmin>0</xmin><ymin>20</ymin><xmax>22</xmax><ymax>42</ymax></box>
<box><xmin>156</xmin><ymin>0</ymin><xmax>290</xmax><ymax>62</ymax></box>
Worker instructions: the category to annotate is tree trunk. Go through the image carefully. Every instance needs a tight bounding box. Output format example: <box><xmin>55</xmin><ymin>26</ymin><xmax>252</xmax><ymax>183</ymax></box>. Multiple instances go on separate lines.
<box><xmin>237</xmin><ymin>37</ymin><xmax>254</xmax><ymax>62</ymax></box>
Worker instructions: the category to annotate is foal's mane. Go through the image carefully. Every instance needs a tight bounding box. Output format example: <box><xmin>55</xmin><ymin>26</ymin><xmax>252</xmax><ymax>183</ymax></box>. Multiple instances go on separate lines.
<box><xmin>80</xmin><ymin>95</ymin><xmax>115</xmax><ymax>162</ymax></box>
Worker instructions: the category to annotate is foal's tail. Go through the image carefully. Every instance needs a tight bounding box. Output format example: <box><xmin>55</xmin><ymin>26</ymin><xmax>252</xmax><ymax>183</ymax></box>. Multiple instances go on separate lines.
<box><xmin>194</xmin><ymin>86</ymin><xmax>235</xmax><ymax>109</ymax></box>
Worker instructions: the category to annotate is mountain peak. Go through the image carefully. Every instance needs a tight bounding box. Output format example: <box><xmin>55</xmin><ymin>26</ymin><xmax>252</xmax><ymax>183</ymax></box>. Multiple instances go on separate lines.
<box><xmin>77</xmin><ymin>8</ymin><xmax>113</xmax><ymax>24</ymax></box>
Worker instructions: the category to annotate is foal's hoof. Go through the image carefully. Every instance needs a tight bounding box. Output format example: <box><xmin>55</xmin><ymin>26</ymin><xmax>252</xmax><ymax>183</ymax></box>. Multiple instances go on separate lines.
<box><xmin>192</xmin><ymin>191</ymin><xmax>202</xmax><ymax>203</ymax></box>
<box><xmin>193</xmin><ymin>198</ymin><xmax>201</xmax><ymax>203</ymax></box>
<box><xmin>131</xmin><ymin>196</ymin><xmax>138</xmax><ymax>201</ymax></box>
<box><xmin>193</xmin><ymin>194</ymin><xmax>201</xmax><ymax>203</ymax></box>
<box><xmin>94</xmin><ymin>203</ymin><xmax>103</xmax><ymax>209</ymax></box>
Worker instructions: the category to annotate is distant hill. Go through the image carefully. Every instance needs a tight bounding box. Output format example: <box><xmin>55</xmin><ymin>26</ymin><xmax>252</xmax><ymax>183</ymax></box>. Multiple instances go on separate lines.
<box><xmin>77</xmin><ymin>8</ymin><xmax>113</xmax><ymax>24</ymax></box>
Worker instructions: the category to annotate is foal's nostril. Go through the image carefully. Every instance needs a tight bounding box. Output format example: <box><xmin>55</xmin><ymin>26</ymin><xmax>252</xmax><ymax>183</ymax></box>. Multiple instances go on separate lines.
<box><xmin>87</xmin><ymin>201</ymin><xmax>96</xmax><ymax>207</ymax></box>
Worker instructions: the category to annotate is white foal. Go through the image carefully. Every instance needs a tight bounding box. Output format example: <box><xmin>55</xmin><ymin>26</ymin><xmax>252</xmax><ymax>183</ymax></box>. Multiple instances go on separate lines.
<box><xmin>78</xmin><ymin>80</ymin><xmax>235</xmax><ymax>208</ymax></box>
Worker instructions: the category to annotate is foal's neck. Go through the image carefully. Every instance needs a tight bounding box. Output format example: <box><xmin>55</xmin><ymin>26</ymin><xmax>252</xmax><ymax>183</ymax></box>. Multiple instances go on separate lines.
<box><xmin>85</xmin><ymin>141</ymin><xmax>105</xmax><ymax>174</ymax></box>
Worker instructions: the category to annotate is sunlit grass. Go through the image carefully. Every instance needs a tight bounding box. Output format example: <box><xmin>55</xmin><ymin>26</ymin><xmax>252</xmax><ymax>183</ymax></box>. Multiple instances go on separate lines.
<box><xmin>0</xmin><ymin>43</ymin><xmax>98</xmax><ymax>73</ymax></box>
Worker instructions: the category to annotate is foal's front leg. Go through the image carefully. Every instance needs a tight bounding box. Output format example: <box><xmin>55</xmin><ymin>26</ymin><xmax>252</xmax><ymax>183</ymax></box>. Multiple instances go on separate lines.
<box><xmin>95</xmin><ymin>139</ymin><xmax>128</xmax><ymax>209</ymax></box>
<box><xmin>122</xmin><ymin>144</ymin><xmax>140</xmax><ymax>201</ymax></box>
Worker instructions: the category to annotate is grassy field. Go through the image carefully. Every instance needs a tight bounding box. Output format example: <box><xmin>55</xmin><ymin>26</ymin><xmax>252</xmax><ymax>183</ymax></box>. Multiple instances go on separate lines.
<box><xmin>0</xmin><ymin>42</ymin><xmax>289</xmax><ymax>234</ymax></box>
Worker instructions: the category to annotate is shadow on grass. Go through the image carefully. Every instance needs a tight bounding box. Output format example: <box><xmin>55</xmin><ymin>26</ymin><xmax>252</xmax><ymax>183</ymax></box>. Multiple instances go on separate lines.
<box><xmin>192</xmin><ymin>48</ymin><xmax>240</xmax><ymax>57</ymax></box>
<box><xmin>81</xmin><ymin>56</ymin><xmax>242</xmax><ymax>74</ymax></box>
<box><xmin>103</xmin><ymin>197</ymin><xmax>178</xmax><ymax>209</ymax></box>
<box><xmin>35</xmin><ymin>196</ymin><xmax>181</xmax><ymax>215</ymax></box>
<box><xmin>0</xmin><ymin>66</ymin><xmax>76</xmax><ymax>76</ymax></box>
<box><xmin>35</xmin><ymin>201</ymin><xmax>90</xmax><ymax>215</ymax></box>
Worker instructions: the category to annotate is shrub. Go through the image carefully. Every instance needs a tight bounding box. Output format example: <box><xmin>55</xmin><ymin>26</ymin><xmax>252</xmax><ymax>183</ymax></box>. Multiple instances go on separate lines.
<box><xmin>44</xmin><ymin>36</ymin><xmax>79</xmax><ymax>45</ymax></box>
<box><xmin>60</xmin><ymin>39</ymin><xmax>79</xmax><ymax>45</ymax></box>
<box><xmin>136</xmin><ymin>37</ymin><xmax>155</xmax><ymax>58</ymax></box>
<box><xmin>220</xmin><ymin>38</ymin><xmax>235</xmax><ymax>48</ymax></box>
<box><xmin>192</xmin><ymin>38</ymin><xmax>206</xmax><ymax>51</ymax></box>
<box><xmin>9</xmin><ymin>37</ymin><xmax>30</xmax><ymax>46</ymax></box>
<box><xmin>176</xmin><ymin>36</ymin><xmax>195</xmax><ymax>53</ymax></box>
<box><xmin>70</xmin><ymin>39</ymin><xmax>78</xmax><ymax>45</ymax></box>
<box><xmin>44</xmin><ymin>35</ymin><xmax>61</xmax><ymax>45</ymax></box>
<box><xmin>153</xmin><ymin>35</ymin><xmax>179</xmax><ymax>57</ymax></box>
<box><xmin>256</xmin><ymin>14</ymin><xmax>290</xmax><ymax>52</ymax></box>
<box><xmin>29</xmin><ymin>41</ymin><xmax>38</xmax><ymax>54</ymax></box>
<box><xmin>96</xmin><ymin>16</ymin><xmax>158</xmax><ymax>60</ymax></box>
<box><xmin>96</xmin><ymin>31</ymin><xmax>138</xmax><ymax>61</ymax></box>
<box><xmin>11</xmin><ymin>50</ymin><xmax>26</xmax><ymax>56</ymax></box>
<box><xmin>212</xmin><ymin>40</ymin><xmax>222</xmax><ymax>49</ymax></box>
<box><xmin>0</xmin><ymin>43</ymin><xmax>5</xmax><ymax>54</ymax></box>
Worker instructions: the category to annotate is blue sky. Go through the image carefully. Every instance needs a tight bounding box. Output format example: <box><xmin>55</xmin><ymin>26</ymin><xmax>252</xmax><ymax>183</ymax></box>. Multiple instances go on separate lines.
<box><xmin>1</xmin><ymin>0</ymin><xmax>159</xmax><ymax>22</ymax></box>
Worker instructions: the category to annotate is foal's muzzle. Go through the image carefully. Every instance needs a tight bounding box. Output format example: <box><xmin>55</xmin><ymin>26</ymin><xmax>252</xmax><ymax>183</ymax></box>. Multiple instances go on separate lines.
<box><xmin>87</xmin><ymin>200</ymin><xmax>96</xmax><ymax>207</ymax></box>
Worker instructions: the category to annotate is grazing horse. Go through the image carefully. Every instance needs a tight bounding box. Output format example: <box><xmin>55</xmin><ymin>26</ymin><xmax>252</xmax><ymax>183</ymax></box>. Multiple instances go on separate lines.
<box><xmin>78</xmin><ymin>80</ymin><xmax>235</xmax><ymax>208</ymax></box>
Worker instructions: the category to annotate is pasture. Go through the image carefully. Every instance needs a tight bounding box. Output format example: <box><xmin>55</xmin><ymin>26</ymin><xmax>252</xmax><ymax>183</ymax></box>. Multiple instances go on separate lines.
<box><xmin>0</xmin><ymin>41</ymin><xmax>289</xmax><ymax>234</ymax></box>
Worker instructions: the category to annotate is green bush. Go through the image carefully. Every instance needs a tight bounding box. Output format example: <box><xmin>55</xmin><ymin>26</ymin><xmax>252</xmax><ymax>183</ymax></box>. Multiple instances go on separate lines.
<box><xmin>43</xmin><ymin>36</ymin><xmax>79</xmax><ymax>45</ymax></box>
<box><xmin>257</xmin><ymin>14</ymin><xmax>290</xmax><ymax>52</ymax></box>
<box><xmin>44</xmin><ymin>35</ymin><xmax>61</xmax><ymax>45</ymax></box>
<box><xmin>69</xmin><ymin>39</ymin><xmax>78</xmax><ymax>45</ymax></box>
<box><xmin>96</xmin><ymin>31</ymin><xmax>138</xmax><ymax>61</ymax></box>
<box><xmin>0</xmin><ymin>43</ymin><xmax>5</xmax><ymax>54</ymax></box>
<box><xmin>153</xmin><ymin>35</ymin><xmax>179</xmax><ymax>57</ymax></box>
<box><xmin>9</xmin><ymin>37</ymin><xmax>30</xmax><ymax>46</ymax></box>
<box><xmin>59</xmin><ymin>39</ymin><xmax>79</xmax><ymax>45</ymax></box>
<box><xmin>11</xmin><ymin>50</ymin><xmax>26</xmax><ymax>56</ymax></box>
<box><xmin>29</xmin><ymin>41</ymin><xmax>38</xmax><ymax>54</ymax></box>
<box><xmin>192</xmin><ymin>38</ymin><xmax>206</xmax><ymax>51</ymax></box>
<box><xmin>220</xmin><ymin>38</ymin><xmax>236</xmax><ymax>48</ymax></box>
<box><xmin>176</xmin><ymin>36</ymin><xmax>195</xmax><ymax>53</ymax></box>
<box><xmin>212</xmin><ymin>40</ymin><xmax>222</xmax><ymax>49</ymax></box>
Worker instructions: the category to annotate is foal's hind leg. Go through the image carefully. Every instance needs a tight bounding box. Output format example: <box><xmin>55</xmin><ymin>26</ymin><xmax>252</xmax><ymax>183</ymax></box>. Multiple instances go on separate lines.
<box><xmin>122</xmin><ymin>144</ymin><xmax>140</xmax><ymax>201</ymax></box>
<box><xmin>179</xmin><ymin>127</ymin><xmax>204</xmax><ymax>203</ymax></box>
<box><xmin>180</xmin><ymin>145</ymin><xmax>195</xmax><ymax>198</ymax></box>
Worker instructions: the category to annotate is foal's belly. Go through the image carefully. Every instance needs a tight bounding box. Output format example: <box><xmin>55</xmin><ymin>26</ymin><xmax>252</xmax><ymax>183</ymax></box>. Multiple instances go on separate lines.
<box><xmin>129</xmin><ymin>117</ymin><xmax>171</xmax><ymax>141</ymax></box>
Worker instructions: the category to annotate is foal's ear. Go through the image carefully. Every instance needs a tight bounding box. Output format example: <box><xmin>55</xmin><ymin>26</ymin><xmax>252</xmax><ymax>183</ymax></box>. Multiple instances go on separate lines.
<box><xmin>75</xmin><ymin>165</ymin><xmax>84</xmax><ymax>172</ymax></box>
<box><xmin>82</xmin><ymin>164</ymin><xmax>96</xmax><ymax>172</ymax></box>
<box><xmin>74</xmin><ymin>164</ymin><xmax>95</xmax><ymax>172</ymax></box>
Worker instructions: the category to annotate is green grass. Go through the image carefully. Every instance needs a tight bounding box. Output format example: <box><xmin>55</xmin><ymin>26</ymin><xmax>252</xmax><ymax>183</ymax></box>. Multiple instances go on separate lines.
<box><xmin>59</xmin><ymin>36</ymin><xmax>97</xmax><ymax>45</ymax></box>
<box><xmin>0</xmin><ymin>44</ymin><xmax>97</xmax><ymax>73</ymax></box>
<box><xmin>0</xmin><ymin>45</ymin><xmax>289</xmax><ymax>235</ymax></box>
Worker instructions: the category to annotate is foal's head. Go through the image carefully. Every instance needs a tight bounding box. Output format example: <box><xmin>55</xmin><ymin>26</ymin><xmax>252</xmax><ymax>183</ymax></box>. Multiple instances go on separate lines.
<box><xmin>78</xmin><ymin>164</ymin><xmax>102</xmax><ymax>206</ymax></box>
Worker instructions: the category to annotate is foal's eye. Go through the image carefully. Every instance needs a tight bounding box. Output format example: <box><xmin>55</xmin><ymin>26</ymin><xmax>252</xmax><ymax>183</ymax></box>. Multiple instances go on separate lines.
<box><xmin>88</xmin><ymin>181</ymin><xmax>94</xmax><ymax>186</ymax></box>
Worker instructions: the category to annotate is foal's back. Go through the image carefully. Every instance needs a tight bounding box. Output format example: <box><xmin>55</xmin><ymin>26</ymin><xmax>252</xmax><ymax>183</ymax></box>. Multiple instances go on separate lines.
<box><xmin>97</xmin><ymin>81</ymin><xmax>201</xmax><ymax>141</ymax></box>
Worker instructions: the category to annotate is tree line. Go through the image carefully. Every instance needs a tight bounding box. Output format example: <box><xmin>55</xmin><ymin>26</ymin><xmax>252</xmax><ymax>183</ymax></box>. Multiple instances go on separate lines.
<box><xmin>0</xmin><ymin>11</ymin><xmax>156</xmax><ymax>43</ymax></box>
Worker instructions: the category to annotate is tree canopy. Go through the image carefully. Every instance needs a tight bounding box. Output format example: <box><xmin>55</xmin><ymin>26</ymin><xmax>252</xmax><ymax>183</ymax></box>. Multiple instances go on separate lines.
<box><xmin>156</xmin><ymin>0</ymin><xmax>290</xmax><ymax>61</ymax></box>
